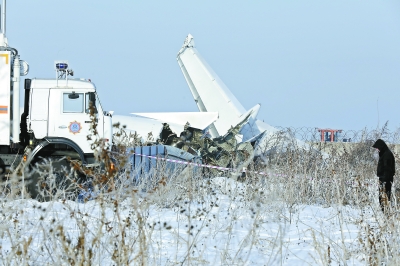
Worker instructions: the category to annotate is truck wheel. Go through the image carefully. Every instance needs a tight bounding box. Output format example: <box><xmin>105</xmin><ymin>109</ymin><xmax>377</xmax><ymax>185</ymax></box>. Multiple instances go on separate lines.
<box><xmin>27</xmin><ymin>157</ymin><xmax>83</xmax><ymax>201</ymax></box>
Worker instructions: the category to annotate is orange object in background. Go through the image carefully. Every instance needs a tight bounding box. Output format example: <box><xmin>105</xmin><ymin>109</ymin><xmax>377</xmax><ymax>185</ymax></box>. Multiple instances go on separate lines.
<box><xmin>317</xmin><ymin>129</ymin><xmax>343</xmax><ymax>142</ymax></box>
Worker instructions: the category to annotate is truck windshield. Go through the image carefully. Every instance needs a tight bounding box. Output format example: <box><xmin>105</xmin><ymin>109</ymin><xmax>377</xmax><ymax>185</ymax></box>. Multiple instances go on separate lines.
<box><xmin>95</xmin><ymin>93</ymin><xmax>103</xmax><ymax>113</ymax></box>
<box><xmin>85</xmin><ymin>92</ymin><xmax>103</xmax><ymax>114</ymax></box>
<box><xmin>85</xmin><ymin>92</ymin><xmax>97</xmax><ymax>114</ymax></box>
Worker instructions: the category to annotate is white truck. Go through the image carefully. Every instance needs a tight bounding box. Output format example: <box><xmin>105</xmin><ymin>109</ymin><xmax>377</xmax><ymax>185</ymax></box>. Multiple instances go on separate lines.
<box><xmin>0</xmin><ymin>1</ymin><xmax>113</xmax><ymax>196</ymax></box>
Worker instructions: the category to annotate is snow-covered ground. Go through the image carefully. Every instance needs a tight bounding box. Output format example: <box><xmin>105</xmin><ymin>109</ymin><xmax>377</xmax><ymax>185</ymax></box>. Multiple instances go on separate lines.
<box><xmin>0</xmin><ymin>176</ymin><xmax>393</xmax><ymax>265</ymax></box>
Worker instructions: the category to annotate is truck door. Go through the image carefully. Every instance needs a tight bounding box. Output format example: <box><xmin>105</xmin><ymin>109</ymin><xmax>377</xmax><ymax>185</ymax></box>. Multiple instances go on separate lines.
<box><xmin>29</xmin><ymin>88</ymin><xmax>50</xmax><ymax>139</ymax></box>
<box><xmin>48</xmin><ymin>90</ymin><xmax>93</xmax><ymax>153</ymax></box>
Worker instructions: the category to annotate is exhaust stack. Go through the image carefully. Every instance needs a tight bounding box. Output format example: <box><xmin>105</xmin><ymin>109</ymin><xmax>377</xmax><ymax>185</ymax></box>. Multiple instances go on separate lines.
<box><xmin>0</xmin><ymin>0</ymin><xmax>6</xmax><ymax>46</ymax></box>
<box><xmin>1</xmin><ymin>0</ymin><xmax>5</xmax><ymax>34</ymax></box>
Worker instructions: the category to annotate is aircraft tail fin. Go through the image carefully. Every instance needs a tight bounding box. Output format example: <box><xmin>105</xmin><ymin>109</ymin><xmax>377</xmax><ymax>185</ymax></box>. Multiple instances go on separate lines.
<box><xmin>177</xmin><ymin>34</ymin><xmax>246</xmax><ymax>137</ymax></box>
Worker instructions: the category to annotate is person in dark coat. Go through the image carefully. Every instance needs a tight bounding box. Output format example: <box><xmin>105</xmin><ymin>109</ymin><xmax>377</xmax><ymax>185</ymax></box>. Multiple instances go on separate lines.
<box><xmin>372</xmin><ymin>139</ymin><xmax>396</xmax><ymax>212</ymax></box>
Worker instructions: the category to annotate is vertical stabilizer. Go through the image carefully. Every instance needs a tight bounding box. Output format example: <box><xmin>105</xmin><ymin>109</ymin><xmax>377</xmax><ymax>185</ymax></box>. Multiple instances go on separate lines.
<box><xmin>177</xmin><ymin>34</ymin><xmax>246</xmax><ymax>137</ymax></box>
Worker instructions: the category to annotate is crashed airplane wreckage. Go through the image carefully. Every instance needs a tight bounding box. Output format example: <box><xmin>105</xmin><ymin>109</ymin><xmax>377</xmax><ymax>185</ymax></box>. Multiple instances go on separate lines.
<box><xmin>113</xmin><ymin>34</ymin><xmax>302</xmax><ymax>174</ymax></box>
<box><xmin>113</xmin><ymin>113</ymin><xmax>261</xmax><ymax>175</ymax></box>
<box><xmin>158</xmin><ymin>115</ymin><xmax>257</xmax><ymax>170</ymax></box>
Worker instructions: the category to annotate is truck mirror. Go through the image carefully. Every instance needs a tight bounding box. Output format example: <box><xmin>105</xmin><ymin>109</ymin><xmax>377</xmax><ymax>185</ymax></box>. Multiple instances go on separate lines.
<box><xmin>68</xmin><ymin>92</ymin><xmax>79</xmax><ymax>99</ymax></box>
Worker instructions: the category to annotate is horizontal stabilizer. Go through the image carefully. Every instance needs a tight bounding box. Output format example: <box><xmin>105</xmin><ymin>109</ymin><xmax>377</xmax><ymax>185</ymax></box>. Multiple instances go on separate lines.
<box><xmin>131</xmin><ymin>112</ymin><xmax>218</xmax><ymax>130</ymax></box>
<box><xmin>244</xmin><ymin>130</ymin><xmax>267</xmax><ymax>145</ymax></box>
<box><xmin>242</xmin><ymin>104</ymin><xmax>260</xmax><ymax>121</ymax></box>
<box><xmin>113</xmin><ymin>115</ymin><xmax>173</xmax><ymax>141</ymax></box>
<box><xmin>114</xmin><ymin>112</ymin><xmax>219</xmax><ymax>142</ymax></box>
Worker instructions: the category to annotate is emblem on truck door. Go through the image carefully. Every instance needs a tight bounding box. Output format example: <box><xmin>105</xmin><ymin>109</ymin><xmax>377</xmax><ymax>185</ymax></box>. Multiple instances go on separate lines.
<box><xmin>69</xmin><ymin>121</ymin><xmax>82</xmax><ymax>134</ymax></box>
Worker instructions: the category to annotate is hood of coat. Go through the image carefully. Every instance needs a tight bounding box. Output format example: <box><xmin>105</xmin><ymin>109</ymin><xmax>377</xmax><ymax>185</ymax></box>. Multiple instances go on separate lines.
<box><xmin>372</xmin><ymin>139</ymin><xmax>389</xmax><ymax>153</ymax></box>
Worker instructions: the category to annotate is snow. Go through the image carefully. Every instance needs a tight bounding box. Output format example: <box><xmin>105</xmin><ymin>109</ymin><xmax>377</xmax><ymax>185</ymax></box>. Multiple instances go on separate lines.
<box><xmin>0</xmin><ymin>176</ymin><xmax>388</xmax><ymax>265</ymax></box>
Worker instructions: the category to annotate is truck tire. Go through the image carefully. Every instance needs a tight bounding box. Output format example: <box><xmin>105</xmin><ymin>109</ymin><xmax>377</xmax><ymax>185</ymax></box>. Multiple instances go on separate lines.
<box><xmin>27</xmin><ymin>157</ymin><xmax>83</xmax><ymax>201</ymax></box>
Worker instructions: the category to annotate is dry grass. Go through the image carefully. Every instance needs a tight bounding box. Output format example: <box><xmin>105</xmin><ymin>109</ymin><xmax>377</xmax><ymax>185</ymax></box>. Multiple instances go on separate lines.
<box><xmin>0</xmin><ymin>124</ymin><xmax>400</xmax><ymax>265</ymax></box>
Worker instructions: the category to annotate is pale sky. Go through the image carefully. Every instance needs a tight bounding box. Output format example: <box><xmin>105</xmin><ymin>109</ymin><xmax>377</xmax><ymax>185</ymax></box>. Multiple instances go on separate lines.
<box><xmin>6</xmin><ymin>1</ymin><xmax>400</xmax><ymax>130</ymax></box>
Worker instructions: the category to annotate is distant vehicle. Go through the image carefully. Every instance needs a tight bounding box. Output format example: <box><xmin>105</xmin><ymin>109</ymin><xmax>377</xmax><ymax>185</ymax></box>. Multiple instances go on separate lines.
<box><xmin>317</xmin><ymin>128</ymin><xmax>344</xmax><ymax>142</ymax></box>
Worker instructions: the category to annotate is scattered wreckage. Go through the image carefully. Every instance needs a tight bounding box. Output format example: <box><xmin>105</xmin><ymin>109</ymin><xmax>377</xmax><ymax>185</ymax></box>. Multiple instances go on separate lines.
<box><xmin>158</xmin><ymin>117</ymin><xmax>256</xmax><ymax>171</ymax></box>
<box><xmin>115</xmin><ymin>112</ymin><xmax>265</xmax><ymax>177</ymax></box>
<box><xmin>114</xmin><ymin>34</ymin><xmax>303</xmax><ymax>174</ymax></box>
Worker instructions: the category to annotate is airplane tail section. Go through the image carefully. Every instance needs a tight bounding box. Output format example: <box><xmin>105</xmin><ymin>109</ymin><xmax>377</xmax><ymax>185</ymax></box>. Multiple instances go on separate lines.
<box><xmin>177</xmin><ymin>34</ymin><xmax>246</xmax><ymax>137</ymax></box>
<box><xmin>176</xmin><ymin>34</ymin><xmax>305</xmax><ymax>157</ymax></box>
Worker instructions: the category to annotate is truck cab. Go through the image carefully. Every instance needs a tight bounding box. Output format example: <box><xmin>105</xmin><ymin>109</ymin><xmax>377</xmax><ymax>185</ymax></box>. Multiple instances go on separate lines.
<box><xmin>27</xmin><ymin>78</ymin><xmax>112</xmax><ymax>157</ymax></box>
<box><xmin>16</xmin><ymin>62</ymin><xmax>114</xmax><ymax>168</ymax></box>
<box><xmin>19</xmin><ymin>65</ymin><xmax>114</xmax><ymax>199</ymax></box>
<box><xmin>19</xmin><ymin>69</ymin><xmax>114</xmax><ymax>170</ymax></box>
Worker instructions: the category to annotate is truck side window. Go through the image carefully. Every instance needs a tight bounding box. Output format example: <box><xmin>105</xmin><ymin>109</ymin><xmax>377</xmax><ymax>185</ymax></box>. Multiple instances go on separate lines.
<box><xmin>85</xmin><ymin>92</ymin><xmax>98</xmax><ymax>114</ymax></box>
<box><xmin>63</xmin><ymin>93</ymin><xmax>84</xmax><ymax>113</ymax></box>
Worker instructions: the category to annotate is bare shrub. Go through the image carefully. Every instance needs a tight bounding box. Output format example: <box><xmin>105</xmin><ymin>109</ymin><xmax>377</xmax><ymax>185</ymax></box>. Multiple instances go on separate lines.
<box><xmin>1</xmin><ymin>124</ymin><xmax>400</xmax><ymax>264</ymax></box>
